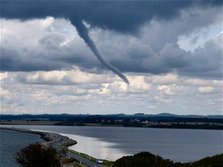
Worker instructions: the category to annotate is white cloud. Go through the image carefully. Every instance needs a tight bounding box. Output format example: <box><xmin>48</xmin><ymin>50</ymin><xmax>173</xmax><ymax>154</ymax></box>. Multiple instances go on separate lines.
<box><xmin>0</xmin><ymin>72</ymin><xmax>8</xmax><ymax>80</ymax></box>
<box><xmin>149</xmin><ymin>73</ymin><xmax>178</xmax><ymax>85</ymax></box>
<box><xmin>40</xmin><ymin>17</ymin><xmax>55</xmax><ymax>28</ymax></box>
<box><xmin>1</xmin><ymin>71</ymin><xmax>222</xmax><ymax>115</ymax></box>
<box><xmin>153</xmin><ymin>95</ymin><xmax>172</xmax><ymax>103</ymax></box>
<box><xmin>128</xmin><ymin>76</ymin><xmax>151</xmax><ymax>92</ymax></box>
<box><xmin>157</xmin><ymin>84</ymin><xmax>183</xmax><ymax>96</ymax></box>
<box><xmin>88</xmin><ymin>85</ymin><xmax>111</xmax><ymax>95</ymax></box>
<box><xmin>185</xmin><ymin>78</ymin><xmax>222</xmax><ymax>87</ymax></box>
<box><xmin>17</xmin><ymin>68</ymin><xmax>152</xmax><ymax>94</ymax></box>
<box><xmin>157</xmin><ymin>85</ymin><xmax>174</xmax><ymax>95</ymax></box>
<box><xmin>0</xmin><ymin>87</ymin><xmax>11</xmax><ymax>100</ymax></box>
<box><xmin>108</xmin><ymin>81</ymin><xmax>128</xmax><ymax>93</ymax></box>
<box><xmin>197</xmin><ymin>86</ymin><xmax>215</xmax><ymax>94</ymax></box>
<box><xmin>23</xmin><ymin>67</ymin><xmax>111</xmax><ymax>85</ymax></box>
<box><xmin>186</xmin><ymin>78</ymin><xmax>208</xmax><ymax>86</ymax></box>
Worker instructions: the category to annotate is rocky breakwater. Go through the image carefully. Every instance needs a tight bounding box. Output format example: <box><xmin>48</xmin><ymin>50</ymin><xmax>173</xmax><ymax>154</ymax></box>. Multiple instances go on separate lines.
<box><xmin>0</xmin><ymin>127</ymin><xmax>77</xmax><ymax>152</ymax></box>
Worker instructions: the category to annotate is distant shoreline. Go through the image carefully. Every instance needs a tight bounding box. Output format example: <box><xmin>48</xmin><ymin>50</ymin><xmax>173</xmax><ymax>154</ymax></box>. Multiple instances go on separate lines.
<box><xmin>1</xmin><ymin>113</ymin><xmax>222</xmax><ymax>130</ymax></box>
<box><xmin>1</xmin><ymin>121</ymin><xmax>223</xmax><ymax>130</ymax></box>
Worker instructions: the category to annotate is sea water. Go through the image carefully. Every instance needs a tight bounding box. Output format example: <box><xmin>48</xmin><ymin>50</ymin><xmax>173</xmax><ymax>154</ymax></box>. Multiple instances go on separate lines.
<box><xmin>1</xmin><ymin>125</ymin><xmax>222</xmax><ymax>162</ymax></box>
<box><xmin>0</xmin><ymin>129</ymin><xmax>43</xmax><ymax>167</ymax></box>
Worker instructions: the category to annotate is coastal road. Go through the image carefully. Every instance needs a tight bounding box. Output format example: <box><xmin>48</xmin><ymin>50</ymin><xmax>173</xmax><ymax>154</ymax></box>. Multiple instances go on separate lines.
<box><xmin>67</xmin><ymin>151</ymin><xmax>104</xmax><ymax>167</ymax></box>
<box><xmin>41</xmin><ymin>132</ymin><xmax>104</xmax><ymax>167</ymax></box>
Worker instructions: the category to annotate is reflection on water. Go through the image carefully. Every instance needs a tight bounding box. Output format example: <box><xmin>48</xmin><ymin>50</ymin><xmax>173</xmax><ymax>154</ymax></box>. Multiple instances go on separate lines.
<box><xmin>61</xmin><ymin>133</ymin><xmax>129</xmax><ymax>161</ymax></box>
<box><xmin>29</xmin><ymin>129</ymin><xmax>129</xmax><ymax>160</ymax></box>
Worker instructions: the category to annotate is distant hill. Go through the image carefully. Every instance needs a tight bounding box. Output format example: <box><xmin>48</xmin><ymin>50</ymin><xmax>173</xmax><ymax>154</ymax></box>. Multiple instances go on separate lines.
<box><xmin>0</xmin><ymin>113</ymin><xmax>222</xmax><ymax>120</ymax></box>
<box><xmin>113</xmin><ymin>152</ymin><xmax>223</xmax><ymax>167</ymax></box>
<box><xmin>0</xmin><ymin>113</ymin><xmax>222</xmax><ymax>130</ymax></box>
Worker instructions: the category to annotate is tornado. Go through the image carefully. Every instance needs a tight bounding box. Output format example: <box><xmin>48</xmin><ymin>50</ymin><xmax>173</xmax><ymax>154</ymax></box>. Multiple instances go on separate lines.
<box><xmin>72</xmin><ymin>20</ymin><xmax>129</xmax><ymax>84</ymax></box>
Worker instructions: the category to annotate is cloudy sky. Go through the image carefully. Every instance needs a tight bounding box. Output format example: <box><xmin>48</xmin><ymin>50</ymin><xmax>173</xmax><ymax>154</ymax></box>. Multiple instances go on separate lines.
<box><xmin>0</xmin><ymin>0</ymin><xmax>222</xmax><ymax>115</ymax></box>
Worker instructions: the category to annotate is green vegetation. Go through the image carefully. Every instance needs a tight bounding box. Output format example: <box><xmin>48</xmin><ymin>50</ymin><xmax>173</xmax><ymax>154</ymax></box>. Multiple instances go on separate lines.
<box><xmin>69</xmin><ymin>150</ymin><xmax>114</xmax><ymax>167</ymax></box>
<box><xmin>16</xmin><ymin>143</ymin><xmax>61</xmax><ymax>167</ymax></box>
<box><xmin>61</xmin><ymin>157</ymin><xmax>78</xmax><ymax>164</ymax></box>
<box><xmin>58</xmin><ymin>145</ymin><xmax>69</xmax><ymax>154</ymax></box>
<box><xmin>113</xmin><ymin>152</ymin><xmax>223</xmax><ymax>167</ymax></box>
<box><xmin>189</xmin><ymin>154</ymin><xmax>223</xmax><ymax>167</ymax></box>
<box><xmin>113</xmin><ymin>152</ymin><xmax>176</xmax><ymax>167</ymax></box>
<box><xmin>70</xmin><ymin>150</ymin><xmax>97</xmax><ymax>162</ymax></box>
<box><xmin>103</xmin><ymin>159</ymin><xmax>114</xmax><ymax>167</ymax></box>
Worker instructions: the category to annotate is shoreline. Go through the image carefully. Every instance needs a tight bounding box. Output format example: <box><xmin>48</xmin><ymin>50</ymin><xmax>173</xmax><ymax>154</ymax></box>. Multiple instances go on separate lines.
<box><xmin>0</xmin><ymin>127</ymin><xmax>77</xmax><ymax>149</ymax></box>
<box><xmin>1</xmin><ymin>122</ymin><xmax>222</xmax><ymax>131</ymax></box>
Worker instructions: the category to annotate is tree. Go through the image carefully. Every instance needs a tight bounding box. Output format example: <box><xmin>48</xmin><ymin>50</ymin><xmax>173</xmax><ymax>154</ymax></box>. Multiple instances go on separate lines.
<box><xmin>113</xmin><ymin>152</ymin><xmax>223</xmax><ymax>167</ymax></box>
<box><xmin>16</xmin><ymin>143</ymin><xmax>61</xmax><ymax>167</ymax></box>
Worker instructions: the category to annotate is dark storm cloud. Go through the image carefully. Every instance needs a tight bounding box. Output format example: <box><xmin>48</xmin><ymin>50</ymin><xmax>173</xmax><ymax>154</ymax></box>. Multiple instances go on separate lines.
<box><xmin>0</xmin><ymin>48</ymin><xmax>63</xmax><ymax>71</ymax></box>
<box><xmin>1</xmin><ymin>0</ymin><xmax>222</xmax><ymax>79</ymax></box>
<box><xmin>0</xmin><ymin>0</ymin><xmax>193</xmax><ymax>82</ymax></box>
<box><xmin>1</xmin><ymin>0</ymin><xmax>220</xmax><ymax>33</ymax></box>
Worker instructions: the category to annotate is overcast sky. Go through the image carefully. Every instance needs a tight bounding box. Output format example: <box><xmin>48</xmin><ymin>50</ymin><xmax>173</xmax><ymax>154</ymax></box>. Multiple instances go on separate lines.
<box><xmin>0</xmin><ymin>0</ymin><xmax>222</xmax><ymax>115</ymax></box>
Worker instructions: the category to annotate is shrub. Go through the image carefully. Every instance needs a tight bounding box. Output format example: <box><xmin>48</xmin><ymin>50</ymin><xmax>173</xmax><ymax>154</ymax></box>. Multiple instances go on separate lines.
<box><xmin>16</xmin><ymin>143</ymin><xmax>61</xmax><ymax>167</ymax></box>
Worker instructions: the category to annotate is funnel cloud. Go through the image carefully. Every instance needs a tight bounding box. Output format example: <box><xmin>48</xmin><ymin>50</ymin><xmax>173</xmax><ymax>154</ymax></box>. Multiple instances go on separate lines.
<box><xmin>73</xmin><ymin>20</ymin><xmax>129</xmax><ymax>84</ymax></box>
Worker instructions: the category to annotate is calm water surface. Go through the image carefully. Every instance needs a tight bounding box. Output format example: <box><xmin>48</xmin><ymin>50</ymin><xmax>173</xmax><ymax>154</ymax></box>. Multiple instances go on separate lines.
<box><xmin>1</xmin><ymin>125</ymin><xmax>222</xmax><ymax>162</ymax></box>
<box><xmin>0</xmin><ymin>129</ymin><xmax>44</xmax><ymax>167</ymax></box>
